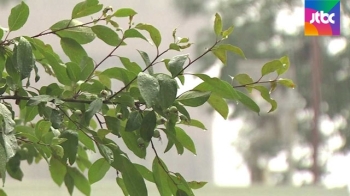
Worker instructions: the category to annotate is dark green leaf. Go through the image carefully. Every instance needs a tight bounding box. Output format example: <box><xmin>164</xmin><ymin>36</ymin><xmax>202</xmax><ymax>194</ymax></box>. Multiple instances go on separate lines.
<box><xmin>137</xmin><ymin>72</ymin><xmax>159</xmax><ymax>108</ymax></box>
<box><xmin>208</xmin><ymin>93</ymin><xmax>229</xmax><ymax>119</ymax></box>
<box><xmin>50</xmin><ymin>19</ymin><xmax>95</xmax><ymax>44</ymax></box>
<box><xmin>120</xmin><ymin>126</ymin><xmax>146</xmax><ymax>159</ymax></box>
<box><xmin>88</xmin><ymin>158</ymin><xmax>110</xmax><ymax>184</ymax></box>
<box><xmin>156</xmin><ymin>74</ymin><xmax>177</xmax><ymax>109</ymax></box>
<box><xmin>60</xmin><ymin>38</ymin><xmax>87</xmax><ymax>64</ymax></box>
<box><xmin>261</xmin><ymin>60</ymin><xmax>284</xmax><ymax>76</ymax></box>
<box><xmin>175</xmin><ymin>127</ymin><xmax>196</xmax><ymax>155</ymax></box>
<box><xmin>104</xmin><ymin>116</ymin><xmax>121</xmax><ymax>136</ymax></box>
<box><xmin>15</xmin><ymin>37</ymin><xmax>34</xmax><ymax>79</ymax></box>
<box><xmin>72</xmin><ymin>0</ymin><xmax>103</xmax><ymax>19</ymax></box>
<box><xmin>8</xmin><ymin>2</ymin><xmax>29</xmax><ymax>31</ymax></box>
<box><xmin>176</xmin><ymin>189</ymin><xmax>188</xmax><ymax>196</ymax></box>
<box><xmin>0</xmin><ymin>188</ymin><xmax>6</xmax><ymax>196</ymax></box>
<box><xmin>168</xmin><ymin>54</ymin><xmax>188</xmax><ymax>77</ymax></box>
<box><xmin>177</xmin><ymin>91</ymin><xmax>211</xmax><ymax>107</ymax></box>
<box><xmin>49</xmin><ymin>157</ymin><xmax>67</xmax><ymax>186</ymax></box>
<box><xmin>81</xmin><ymin>98</ymin><xmax>103</xmax><ymax>126</ymax></box>
<box><xmin>125</xmin><ymin>111</ymin><xmax>142</xmax><ymax>132</ymax></box>
<box><xmin>91</xmin><ymin>25</ymin><xmax>121</xmax><ymax>46</ymax></box>
<box><xmin>236</xmin><ymin>90</ymin><xmax>260</xmax><ymax>113</ymax></box>
<box><xmin>140</xmin><ymin>111</ymin><xmax>156</xmax><ymax>142</ymax></box>
<box><xmin>60</xmin><ymin>130</ymin><xmax>78</xmax><ymax>165</ymax></box>
<box><xmin>101</xmin><ymin>67</ymin><xmax>136</xmax><ymax>85</ymax></box>
<box><xmin>66</xmin><ymin>62</ymin><xmax>81</xmax><ymax>83</ymax></box>
<box><xmin>64</xmin><ymin>172</ymin><xmax>74</xmax><ymax>195</ymax></box>
<box><xmin>113</xmin><ymin>8</ymin><xmax>137</xmax><ymax>17</ymax></box>
<box><xmin>68</xmin><ymin>167</ymin><xmax>91</xmax><ymax>196</ymax></box>
<box><xmin>6</xmin><ymin>154</ymin><xmax>23</xmax><ymax>181</ymax></box>
<box><xmin>136</xmin><ymin>23</ymin><xmax>161</xmax><ymax>47</ymax></box>
<box><xmin>152</xmin><ymin>157</ymin><xmax>172</xmax><ymax>196</ymax></box>
<box><xmin>119</xmin><ymin>56</ymin><xmax>142</xmax><ymax>74</ymax></box>
<box><xmin>97</xmin><ymin>143</ymin><xmax>114</xmax><ymax>164</ymax></box>
<box><xmin>79</xmin><ymin>56</ymin><xmax>94</xmax><ymax>81</ymax></box>
<box><xmin>214</xmin><ymin>13</ymin><xmax>222</xmax><ymax>36</ymax></box>
<box><xmin>188</xmin><ymin>181</ymin><xmax>207</xmax><ymax>189</ymax></box>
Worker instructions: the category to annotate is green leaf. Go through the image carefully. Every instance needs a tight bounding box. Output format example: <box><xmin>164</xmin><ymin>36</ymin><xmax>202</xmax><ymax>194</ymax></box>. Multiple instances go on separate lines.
<box><xmin>0</xmin><ymin>138</ymin><xmax>6</xmax><ymax>186</ymax></box>
<box><xmin>6</xmin><ymin>154</ymin><xmax>23</xmax><ymax>181</ymax></box>
<box><xmin>214</xmin><ymin>13</ymin><xmax>222</xmax><ymax>36</ymax></box>
<box><xmin>81</xmin><ymin>98</ymin><xmax>103</xmax><ymax>126</ymax></box>
<box><xmin>79</xmin><ymin>56</ymin><xmax>94</xmax><ymax>81</ymax></box>
<box><xmin>49</xmin><ymin>157</ymin><xmax>67</xmax><ymax>186</ymax></box>
<box><xmin>88</xmin><ymin>158</ymin><xmax>110</xmax><ymax>184</ymax></box>
<box><xmin>125</xmin><ymin>111</ymin><xmax>142</xmax><ymax>132</ymax></box>
<box><xmin>119</xmin><ymin>56</ymin><xmax>142</xmax><ymax>74</ymax></box>
<box><xmin>136</xmin><ymin>23</ymin><xmax>161</xmax><ymax>47</ymax></box>
<box><xmin>0</xmin><ymin>188</ymin><xmax>6</xmax><ymax>196</ymax></box>
<box><xmin>184</xmin><ymin>119</ymin><xmax>206</xmax><ymax>130</ymax></box>
<box><xmin>137</xmin><ymin>50</ymin><xmax>152</xmax><ymax>74</ymax></box>
<box><xmin>124</xmin><ymin>29</ymin><xmax>148</xmax><ymax>43</ymax></box>
<box><xmin>194</xmin><ymin>74</ymin><xmax>240</xmax><ymax>100</ymax></box>
<box><xmin>24</xmin><ymin>106</ymin><xmax>38</xmax><ymax>123</ymax></box>
<box><xmin>116</xmin><ymin>177</ymin><xmax>129</xmax><ymax>196</ymax></box>
<box><xmin>27</xmin><ymin>95</ymin><xmax>56</xmax><ymax>106</ymax></box>
<box><xmin>97</xmin><ymin>143</ymin><xmax>114</xmax><ymax>164</ymax></box>
<box><xmin>50</xmin><ymin>19</ymin><xmax>95</xmax><ymax>44</ymax></box>
<box><xmin>168</xmin><ymin>54</ymin><xmax>188</xmax><ymax>78</ymax></box>
<box><xmin>72</xmin><ymin>0</ymin><xmax>103</xmax><ymax>19</ymax></box>
<box><xmin>169</xmin><ymin>43</ymin><xmax>181</xmax><ymax>51</ymax></box>
<box><xmin>68</xmin><ymin>167</ymin><xmax>91</xmax><ymax>196</ymax></box>
<box><xmin>113</xmin><ymin>8</ymin><xmax>137</xmax><ymax>17</ymax></box>
<box><xmin>177</xmin><ymin>91</ymin><xmax>211</xmax><ymax>107</ymax></box>
<box><xmin>188</xmin><ymin>181</ymin><xmax>207</xmax><ymax>189</ymax></box>
<box><xmin>277</xmin><ymin>56</ymin><xmax>290</xmax><ymax>75</ymax></box>
<box><xmin>175</xmin><ymin>127</ymin><xmax>196</xmax><ymax>155</ymax></box>
<box><xmin>222</xmin><ymin>26</ymin><xmax>234</xmax><ymax>38</ymax></box>
<box><xmin>101</xmin><ymin>67</ymin><xmax>136</xmax><ymax>85</ymax></box>
<box><xmin>208</xmin><ymin>93</ymin><xmax>229</xmax><ymax>119</ymax></box>
<box><xmin>137</xmin><ymin>72</ymin><xmax>159</xmax><ymax>108</ymax></box>
<box><xmin>66</xmin><ymin>62</ymin><xmax>81</xmax><ymax>83</ymax></box>
<box><xmin>8</xmin><ymin>2</ymin><xmax>29</xmax><ymax>31</ymax></box>
<box><xmin>152</xmin><ymin>157</ymin><xmax>172</xmax><ymax>196</ymax></box>
<box><xmin>278</xmin><ymin>78</ymin><xmax>295</xmax><ymax>88</ymax></box>
<box><xmin>120</xmin><ymin>126</ymin><xmax>146</xmax><ymax>159</ymax></box>
<box><xmin>156</xmin><ymin>74</ymin><xmax>177</xmax><ymax>109</ymax></box>
<box><xmin>134</xmin><ymin>164</ymin><xmax>154</xmax><ymax>182</ymax></box>
<box><xmin>174</xmin><ymin>173</ymin><xmax>194</xmax><ymax>196</ymax></box>
<box><xmin>14</xmin><ymin>37</ymin><xmax>34</xmax><ymax>79</ymax></box>
<box><xmin>60</xmin><ymin>38</ymin><xmax>87</xmax><ymax>64</ymax></box>
<box><xmin>64</xmin><ymin>172</ymin><xmax>74</xmax><ymax>195</ymax></box>
<box><xmin>233</xmin><ymin>73</ymin><xmax>254</xmax><ymax>85</ymax></box>
<box><xmin>116</xmin><ymin>155</ymin><xmax>148</xmax><ymax>196</ymax></box>
<box><xmin>217</xmin><ymin>44</ymin><xmax>246</xmax><ymax>59</ymax></box>
<box><xmin>78</xmin><ymin>131</ymin><xmax>95</xmax><ymax>151</ymax></box>
<box><xmin>236</xmin><ymin>91</ymin><xmax>260</xmax><ymax>113</ymax></box>
<box><xmin>104</xmin><ymin>116</ymin><xmax>121</xmax><ymax>136</ymax></box>
<box><xmin>60</xmin><ymin>130</ymin><xmax>78</xmax><ymax>165</ymax></box>
<box><xmin>211</xmin><ymin>48</ymin><xmax>227</xmax><ymax>65</ymax></box>
<box><xmin>140</xmin><ymin>111</ymin><xmax>157</xmax><ymax>142</ymax></box>
<box><xmin>261</xmin><ymin>60</ymin><xmax>284</xmax><ymax>76</ymax></box>
<box><xmin>91</xmin><ymin>25</ymin><xmax>121</xmax><ymax>46</ymax></box>
<box><xmin>35</xmin><ymin>120</ymin><xmax>52</xmax><ymax>139</ymax></box>
<box><xmin>254</xmin><ymin>86</ymin><xmax>277</xmax><ymax>113</ymax></box>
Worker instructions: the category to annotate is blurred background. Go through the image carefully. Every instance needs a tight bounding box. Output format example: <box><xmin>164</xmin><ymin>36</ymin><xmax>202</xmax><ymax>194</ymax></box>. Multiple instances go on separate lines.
<box><xmin>1</xmin><ymin>0</ymin><xmax>350</xmax><ymax>195</ymax></box>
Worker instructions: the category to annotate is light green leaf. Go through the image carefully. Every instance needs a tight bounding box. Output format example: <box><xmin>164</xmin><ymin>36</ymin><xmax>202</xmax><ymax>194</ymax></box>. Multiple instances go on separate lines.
<box><xmin>136</xmin><ymin>23</ymin><xmax>161</xmax><ymax>47</ymax></box>
<box><xmin>233</xmin><ymin>74</ymin><xmax>254</xmax><ymax>85</ymax></box>
<box><xmin>134</xmin><ymin>164</ymin><xmax>154</xmax><ymax>183</ymax></box>
<box><xmin>66</xmin><ymin>62</ymin><xmax>81</xmax><ymax>83</ymax></box>
<box><xmin>35</xmin><ymin>120</ymin><xmax>52</xmax><ymax>139</ymax></box>
<box><xmin>71</xmin><ymin>0</ymin><xmax>103</xmax><ymax>19</ymax></box>
<box><xmin>254</xmin><ymin>85</ymin><xmax>277</xmax><ymax>113</ymax></box>
<box><xmin>14</xmin><ymin>37</ymin><xmax>34</xmax><ymax>79</ymax></box>
<box><xmin>59</xmin><ymin>130</ymin><xmax>78</xmax><ymax>165</ymax></box>
<box><xmin>8</xmin><ymin>2</ymin><xmax>29</xmax><ymax>31</ymax></box>
<box><xmin>88</xmin><ymin>158</ymin><xmax>110</xmax><ymax>184</ymax></box>
<box><xmin>101</xmin><ymin>67</ymin><xmax>136</xmax><ymax>85</ymax></box>
<box><xmin>124</xmin><ymin>29</ymin><xmax>149</xmax><ymax>43</ymax></box>
<box><xmin>81</xmin><ymin>98</ymin><xmax>103</xmax><ymax>126</ymax></box>
<box><xmin>261</xmin><ymin>60</ymin><xmax>284</xmax><ymax>76</ymax></box>
<box><xmin>175</xmin><ymin>127</ymin><xmax>196</xmax><ymax>155</ymax></box>
<box><xmin>208</xmin><ymin>93</ymin><xmax>229</xmax><ymax>119</ymax></box>
<box><xmin>174</xmin><ymin>173</ymin><xmax>194</xmax><ymax>196</ymax></box>
<box><xmin>125</xmin><ymin>111</ymin><xmax>142</xmax><ymax>132</ymax></box>
<box><xmin>116</xmin><ymin>177</ymin><xmax>129</xmax><ymax>196</ymax></box>
<box><xmin>188</xmin><ymin>181</ymin><xmax>207</xmax><ymax>189</ymax></box>
<box><xmin>27</xmin><ymin>95</ymin><xmax>57</xmax><ymax>106</ymax></box>
<box><xmin>0</xmin><ymin>188</ymin><xmax>6</xmax><ymax>196</ymax></box>
<box><xmin>137</xmin><ymin>72</ymin><xmax>159</xmax><ymax>108</ymax></box>
<box><xmin>49</xmin><ymin>157</ymin><xmax>67</xmax><ymax>186</ymax></box>
<box><xmin>68</xmin><ymin>167</ymin><xmax>91</xmax><ymax>196</ymax></box>
<box><xmin>278</xmin><ymin>78</ymin><xmax>295</xmax><ymax>88</ymax></box>
<box><xmin>156</xmin><ymin>74</ymin><xmax>177</xmax><ymax>109</ymax></box>
<box><xmin>137</xmin><ymin>50</ymin><xmax>152</xmax><ymax>74</ymax></box>
<box><xmin>79</xmin><ymin>56</ymin><xmax>94</xmax><ymax>81</ymax></box>
<box><xmin>140</xmin><ymin>111</ymin><xmax>157</xmax><ymax>142</ymax></box>
<box><xmin>119</xmin><ymin>56</ymin><xmax>142</xmax><ymax>74</ymax></box>
<box><xmin>222</xmin><ymin>26</ymin><xmax>234</xmax><ymax>38</ymax></box>
<box><xmin>97</xmin><ymin>143</ymin><xmax>114</xmax><ymax>164</ymax></box>
<box><xmin>60</xmin><ymin>38</ymin><xmax>87</xmax><ymax>64</ymax></box>
<box><xmin>177</xmin><ymin>91</ymin><xmax>211</xmax><ymax>107</ymax></box>
<box><xmin>217</xmin><ymin>44</ymin><xmax>246</xmax><ymax>59</ymax></box>
<box><xmin>277</xmin><ymin>56</ymin><xmax>290</xmax><ymax>75</ymax></box>
<box><xmin>50</xmin><ymin>19</ymin><xmax>95</xmax><ymax>44</ymax></box>
<box><xmin>211</xmin><ymin>48</ymin><xmax>227</xmax><ymax>65</ymax></box>
<box><xmin>214</xmin><ymin>13</ymin><xmax>222</xmax><ymax>36</ymax></box>
<box><xmin>152</xmin><ymin>157</ymin><xmax>172</xmax><ymax>196</ymax></box>
<box><xmin>113</xmin><ymin>8</ymin><xmax>137</xmax><ymax>17</ymax></box>
<box><xmin>184</xmin><ymin>119</ymin><xmax>206</xmax><ymax>130</ymax></box>
<box><xmin>194</xmin><ymin>74</ymin><xmax>240</xmax><ymax>100</ymax></box>
<box><xmin>169</xmin><ymin>43</ymin><xmax>181</xmax><ymax>51</ymax></box>
<box><xmin>168</xmin><ymin>54</ymin><xmax>188</xmax><ymax>78</ymax></box>
<box><xmin>236</xmin><ymin>91</ymin><xmax>260</xmax><ymax>113</ymax></box>
<box><xmin>91</xmin><ymin>25</ymin><xmax>121</xmax><ymax>46</ymax></box>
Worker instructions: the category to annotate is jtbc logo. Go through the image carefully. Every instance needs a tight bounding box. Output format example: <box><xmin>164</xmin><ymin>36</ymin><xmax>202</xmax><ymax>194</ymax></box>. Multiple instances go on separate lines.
<box><xmin>310</xmin><ymin>11</ymin><xmax>335</xmax><ymax>24</ymax></box>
